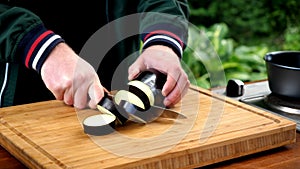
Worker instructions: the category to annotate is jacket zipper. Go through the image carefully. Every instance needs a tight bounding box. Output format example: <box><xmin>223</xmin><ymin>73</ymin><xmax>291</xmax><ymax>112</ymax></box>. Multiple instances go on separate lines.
<box><xmin>0</xmin><ymin>63</ymin><xmax>9</xmax><ymax>107</ymax></box>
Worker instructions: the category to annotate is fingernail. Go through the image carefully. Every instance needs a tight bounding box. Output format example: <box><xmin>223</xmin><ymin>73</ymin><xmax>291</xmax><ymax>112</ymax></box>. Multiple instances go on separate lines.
<box><xmin>161</xmin><ymin>87</ymin><xmax>167</xmax><ymax>96</ymax></box>
<box><xmin>128</xmin><ymin>69</ymin><xmax>139</xmax><ymax>80</ymax></box>
<box><xmin>164</xmin><ymin>98</ymin><xmax>171</xmax><ymax>106</ymax></box>
<box><xmin>128</xmin><ymin>74</ymin><xmax>134</xmax><ymax>80</ymax></box>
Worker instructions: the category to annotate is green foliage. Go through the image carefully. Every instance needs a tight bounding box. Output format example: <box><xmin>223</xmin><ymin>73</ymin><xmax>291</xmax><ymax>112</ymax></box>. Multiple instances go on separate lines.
<box><xmin>183</xmin><ymin>23</ymin><xmax>268</xmax><ymax>89</ymax></box>
<box><xmin>283</xmin><ymin>26</ymin><xmax>300</xmax><ymax>50</ymax></box>
<box><xmin>188</xmin><ymin>0</ymin><xmax>300</xmax><ymax>49</ymax></box>
<box><xmin>184</xmin><ymin>0</ymin><xmax>300</xmax><ymax>89</ymax></box>
<box><xmin>225</xmin><ymin>45</ymin><xmax>268</xmax><ymax>81</ymax></box>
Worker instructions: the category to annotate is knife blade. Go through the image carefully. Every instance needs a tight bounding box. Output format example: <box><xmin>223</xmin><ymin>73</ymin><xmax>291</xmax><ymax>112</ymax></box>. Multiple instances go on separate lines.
<box><xmin>151</xmin><ymin>105</ymin><xmax>187</xmax><ymax>119</ymax></box>
<box><xmin>105</xmin><ymin>90</ymin><xmax>187</xmax><ymax>121</ymax></box>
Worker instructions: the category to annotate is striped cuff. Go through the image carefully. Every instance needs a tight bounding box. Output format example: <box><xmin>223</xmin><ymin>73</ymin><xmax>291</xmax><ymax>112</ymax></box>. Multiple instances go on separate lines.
<box><xmin>142</xmin><ymin>30</ymin><xmax>183</xmax><ymax>58</ymax></box>
<box><xmin>19</xmin><ymin>24</ymin><xmax>64</xmax><ymax>73</ymax></box>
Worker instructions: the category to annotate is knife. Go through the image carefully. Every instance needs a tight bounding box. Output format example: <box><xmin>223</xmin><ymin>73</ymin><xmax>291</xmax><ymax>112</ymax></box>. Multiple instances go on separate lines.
<box><xmin>100</xmin><ymin>89</ymin><xmax>187</xmax><ymax>124</ymax></box>
<box><xmin>84</xmin><ymin>79</ymin><xmax>188</xmax><ymax>136</ymax></box>
<box><xmin>151</xmin><ymin>105</ymin><xmax>187</xmax><ymax>119</ymax></box>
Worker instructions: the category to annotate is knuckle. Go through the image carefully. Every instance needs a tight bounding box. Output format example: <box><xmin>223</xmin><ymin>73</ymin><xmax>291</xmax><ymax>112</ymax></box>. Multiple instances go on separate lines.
<box><xmin>64</xmin><ymin>95</ymin><xmax>73</xmax><ymax>105</ymax></box>
<box><xmin>74</xmin><ymin>102</ymin><xmax>86</xmax><ymax>109</ymax></box>
<box><xmin>51</xmin><ymin>83</ymin><xmax>63</xmax><ymax>94</ymax></box>
<box><xmin>76</xmin><ymin>73</ymin><xmax>86</xmax><ymax>82</ymax></box>
<box><xmin>172</xmin><ymin>66</ymin><xmax>181</xmax><ymax>74</ymax></box>
<box><xmin>187</xmin><ymin>79</ymin><xmax>191</xmax><ymax>87</ymax></box>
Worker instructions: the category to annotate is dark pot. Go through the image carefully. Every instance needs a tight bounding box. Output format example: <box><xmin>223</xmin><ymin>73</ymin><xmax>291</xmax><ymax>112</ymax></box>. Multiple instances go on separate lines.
<box><xmin>264</xmin><ymin>51</ymin><xmax>300</xmax><ymax>98</ymax></box>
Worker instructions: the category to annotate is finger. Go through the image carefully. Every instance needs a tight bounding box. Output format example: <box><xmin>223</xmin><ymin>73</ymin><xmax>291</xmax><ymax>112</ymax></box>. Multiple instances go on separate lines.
<box><xmin>63</xmin><ymin>86</ymin><xmax>74</xmax><ymax>106</ymax></box>
<box><xmin>52</xmin><ymin>91</ymin><xmax>64</xmax><ymax>100</ymax></box>
<box><xmin>88</xmin><ymin>82</ymin><xmax>104</xmax><ymax>109</ymax></box>
<box><xmin>163</xmin><ymin>72</ymin><xmax>189</xmax><ymax>106</ymax></box>
<box><xmin>73</xmin><ymin>84</ymin><xmax>89</xmax><ymax>109</ymax></box>
<box><xmin>128</xmin><ymin>57</ymin><xmax>146</xmax><ymax>80</ymax></box>
<box><xmin>49</xmin><ymin>84</ymin><xmax>65</xmax><ymax>100</ymax></box>
<box><xmin>52</xmin><ymin>76</ymin><xmax>74</xmax><ymax>101</ymax></box>
<box><xmin>163</xmin><ymin>86</ymin><xmax>181</xmax><ymax>107</ymax></box>
<box><xmin>168</xmin><ymin>80</ymin><xmax>190</xmax><ymax>106</ymax></box>
<box><xmin>162</xmin><ymin>68</ymin><xmax>181</xmax><ymax>96</ymax></box>
<box><xmin>164</xmin><ymin>82</ymin><xmax>188</xmax><ymax>107</ymax></box>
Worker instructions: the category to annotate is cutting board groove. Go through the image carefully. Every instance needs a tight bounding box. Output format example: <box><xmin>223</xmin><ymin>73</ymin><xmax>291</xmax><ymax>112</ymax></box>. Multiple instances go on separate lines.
<box><xmin>0</xmin><ymin>86</ymin><xmax>296</xmax><ymax>169</ymax></box>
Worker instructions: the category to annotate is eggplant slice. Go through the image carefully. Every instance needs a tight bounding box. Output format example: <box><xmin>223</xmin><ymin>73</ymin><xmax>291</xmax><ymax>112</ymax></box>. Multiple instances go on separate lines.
<box><xmin>83</xmin><ymin>111</ymin><xmax>116</xmax><ymax>136</ymax></box>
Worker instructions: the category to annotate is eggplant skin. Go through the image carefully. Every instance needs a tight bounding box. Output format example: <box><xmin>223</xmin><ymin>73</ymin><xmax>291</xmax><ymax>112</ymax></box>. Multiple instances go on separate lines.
<box><xmin>98</xmin><ymin>93</ymin><xmax>129</xmax><ymax>125</ymax></box>
<box><xmin>118</xmin><ymin>100</ymin><xmax>163</xmax><ymax>123</ymax></box>
<box><xmin>129</xmin><ymin>85</ymin><xmax>151</xmax><ymax>110</ymax></box>
<box><xmin>83</xmin><ymin>115</ymin><xmax>116</xmax><ymax>136</ymax></box>
<box><xmin>83</xmin><ymin>123</ymin><xmax>115</xmax><ymax>136</ymax></box>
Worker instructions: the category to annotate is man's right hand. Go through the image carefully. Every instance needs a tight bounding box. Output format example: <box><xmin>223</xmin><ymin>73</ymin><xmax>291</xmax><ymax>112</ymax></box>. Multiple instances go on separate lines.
<box><xmin>40</xmin><ymin>43</ymin><xmax>104</xmax><ymax>109</ymax></box>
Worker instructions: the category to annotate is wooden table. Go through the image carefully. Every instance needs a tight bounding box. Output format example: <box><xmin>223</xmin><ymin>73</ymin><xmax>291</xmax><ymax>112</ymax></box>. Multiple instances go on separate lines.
<box><xmin>1</xmin><ymin>133</ymin><xmax>299</xmax><ymax>169</ymax></box>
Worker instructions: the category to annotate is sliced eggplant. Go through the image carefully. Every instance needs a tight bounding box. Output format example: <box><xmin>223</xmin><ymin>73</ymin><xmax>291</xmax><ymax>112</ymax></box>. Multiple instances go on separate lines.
<box><xmin>83</xmin><ymin>112</ymin><xmax>116</xmax><ymax>136</ymax></box>
<box><xmin>113</xmin><ymin>90</ymin><xmax>154</xmax><ymax>123</ymax></box>
<box><xmin>132</xmin><ymin>69</ymin><xmax>166</xmax><ymax>107</ymax></box>
<box><xmin>134</xmin><ymin>69</ymin><xmax>166</xmax><ymax>91</ymax></box>
<box><xmin>98</xmin><ymin>93</ymin><xmax>128</xmax><ymax>125</ymax></box>
<box><xmin>118</xmin><ymin>100</ymin><xmax>162</xmax><ymax>123</ymax></box>
<box><xmin>128</xmin><ymin>80</ymin><xmax>154</xmax><ymax>109</ymax></box>
<box><xmin>113</xmin><ymin>90</ymin><xmax>145</xmax><ymax>110</ymax></box>
<box><xmin>113</xmin><ymin>70</ymin><xmax>168</xmax><ymax>123</ymax></box>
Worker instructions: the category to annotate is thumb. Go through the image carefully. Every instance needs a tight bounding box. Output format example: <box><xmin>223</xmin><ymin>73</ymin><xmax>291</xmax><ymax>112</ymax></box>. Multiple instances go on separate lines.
<box><xmin>128</xmin><ymin>57</ymin><xmax>146</xmax><ymax>80</ymax></box>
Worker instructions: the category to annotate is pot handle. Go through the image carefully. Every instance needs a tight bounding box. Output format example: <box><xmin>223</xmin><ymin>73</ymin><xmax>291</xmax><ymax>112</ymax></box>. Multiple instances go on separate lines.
<box><xmin>264</xmin><ymin>53</ymin><xmax>273</xmax><ymax>62</ymax></box>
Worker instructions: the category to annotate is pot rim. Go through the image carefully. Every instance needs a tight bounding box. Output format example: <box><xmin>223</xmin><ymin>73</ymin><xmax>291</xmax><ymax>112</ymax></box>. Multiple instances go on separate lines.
<box><xmin>264</xmin><ymin>51</ymin><xmax>300</xmax><ymax>71</ymax></box>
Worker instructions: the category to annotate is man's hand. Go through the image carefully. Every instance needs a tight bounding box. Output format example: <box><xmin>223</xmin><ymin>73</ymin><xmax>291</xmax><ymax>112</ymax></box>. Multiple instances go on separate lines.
<box><xmin>128</xmin><ymin>45</ymin><xmax>190</xmax><ymax>107</ymax></box>
<box><xmin>41</xmin><ymin>43</ymin><xmax>104</xmax><ymax>109</ymax></box>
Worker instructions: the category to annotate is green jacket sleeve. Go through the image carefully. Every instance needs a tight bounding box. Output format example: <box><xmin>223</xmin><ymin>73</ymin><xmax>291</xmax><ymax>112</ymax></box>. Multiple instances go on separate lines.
<box><xmin>0</xmin><ymin>4</ymin><xmax>64</xmax><ymax>73</ymax></box>
<box><xmin>0</xmin><ymin>4</ymin><xmax>41</xmax><ymax>62</ymax></box>
<box><xmin>138</xmin><ymin>0</ymin><xmax>190</xmax><ymax>57</ymax></box>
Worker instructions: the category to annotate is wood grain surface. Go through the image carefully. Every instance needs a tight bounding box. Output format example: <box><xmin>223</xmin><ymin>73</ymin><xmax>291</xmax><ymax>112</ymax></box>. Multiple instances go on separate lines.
<box><xmin>1</xmin><ymin>133</ymin><xmax>300</xmax><ymax>169</ymax></box>
<box><xmin>0</xmin><ymin>87</ymin><xmax>296</xmax><ymax>169</ymax></box>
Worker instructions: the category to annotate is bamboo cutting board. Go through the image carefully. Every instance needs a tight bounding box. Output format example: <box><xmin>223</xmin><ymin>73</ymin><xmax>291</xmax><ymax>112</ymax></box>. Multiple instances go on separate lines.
<box><xmin>0</xmin><ymin>86</ymin><xmax>296</xmax><ymax>169</ymax></box>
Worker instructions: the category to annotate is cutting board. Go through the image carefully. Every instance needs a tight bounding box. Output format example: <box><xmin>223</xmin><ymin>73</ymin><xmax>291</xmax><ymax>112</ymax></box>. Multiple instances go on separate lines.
<box><xmin>0</xmin><ymin>86</ymin><xmax>296</xmax><ymax>169</ymax></box>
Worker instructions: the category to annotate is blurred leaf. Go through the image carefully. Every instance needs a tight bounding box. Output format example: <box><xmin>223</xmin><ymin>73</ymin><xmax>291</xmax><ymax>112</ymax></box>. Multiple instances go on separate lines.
<box><xmin>196</xmin><ymin>73</ymin><xmax>211</xmax><ymax>89</ymax></box>
<box><xmin>185</xmin><ymin>21</ymin><xmax>269</xmax><ymax>88</ymax></box>
<box><xmin>249</xmin><ymin>72</ymin><xmax>268</xmax><ymax>82</ymax></box>
<box><xmin>222</xmin><ymin>62</ymin><xmax>240</xmax><ymax>70</ymax></box>
<box><xmin>226</xmin><ymin>72</ymin><xmax>251</xmax><ymax>81</ymax></box>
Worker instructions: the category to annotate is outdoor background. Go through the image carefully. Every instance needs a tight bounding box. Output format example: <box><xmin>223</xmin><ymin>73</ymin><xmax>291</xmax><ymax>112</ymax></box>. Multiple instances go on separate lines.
<box><xmin>183</xmin><ymin>0</ymin><xmax>300</xmax><ymax>89</ymax></box>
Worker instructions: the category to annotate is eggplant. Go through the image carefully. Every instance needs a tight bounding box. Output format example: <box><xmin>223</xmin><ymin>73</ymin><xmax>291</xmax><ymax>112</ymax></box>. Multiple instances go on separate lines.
<box><xmin>83</xmin><ymin>113</ymin><xmax>116</xmax><ymax>136</ymax></box>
